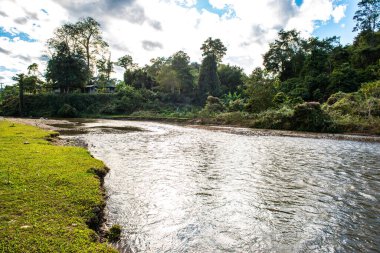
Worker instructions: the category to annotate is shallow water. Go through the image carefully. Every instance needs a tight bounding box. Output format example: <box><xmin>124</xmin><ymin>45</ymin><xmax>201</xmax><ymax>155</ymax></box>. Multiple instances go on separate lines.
<box><xmin>79</xmin><ymin>120</ymin><xmax>380</xmax><ymax>253</ymax></box>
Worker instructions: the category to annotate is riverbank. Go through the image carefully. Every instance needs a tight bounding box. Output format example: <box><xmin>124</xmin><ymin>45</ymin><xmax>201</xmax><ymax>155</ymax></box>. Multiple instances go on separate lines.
<box><xmin>6</xmin><ymin>117</ymin><xmax>380</xmax><ymax>143</ymax></box>
<box><xmin>0</xmin><ymin>119</ymin><xmax>116</xmax><ymax>252</ymax></box>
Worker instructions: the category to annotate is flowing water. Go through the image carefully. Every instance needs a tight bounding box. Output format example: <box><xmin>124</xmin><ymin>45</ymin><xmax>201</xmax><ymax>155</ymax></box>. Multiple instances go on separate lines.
<box><xmin>76</xmin><ymin>120</ymin><xmax>379</xmax><ymax>253</ymax></box>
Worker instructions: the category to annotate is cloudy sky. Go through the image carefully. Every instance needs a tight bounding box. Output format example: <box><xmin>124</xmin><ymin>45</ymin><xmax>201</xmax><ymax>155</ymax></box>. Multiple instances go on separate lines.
<box><xmin>0</xmin><ymin>0</ymin><xmax>359</xmax><ymax>86</ymax></box>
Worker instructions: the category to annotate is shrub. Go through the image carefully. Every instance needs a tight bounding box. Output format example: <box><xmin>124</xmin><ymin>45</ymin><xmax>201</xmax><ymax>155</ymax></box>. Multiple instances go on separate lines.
<box><xmin>291</xmin><ymin>102</ymin><xmax>335</xmax><ymax>132</ymax></box>
<box><xmin>272</xmin><ymin>92</ymin><xmax>288</xmax><ymax>105</ymax></box>
<box><xmin>57</xmin><ymin>104</ymin><xmax>78</xmax><ymax>118</ymax></box>
<box><xmin>107</xmin><ymin>224</ymin><xmax>122</xmax><ymax>242</ymax></box>
<box><xmin>250</xmin><ymin>106</ymin><xmax>294</xmax><ymax>130</ymax></box>
<box><xmin>202</xmin><ymin>96</ymin><xmax>225</xmax><ymax>114</ymax></box>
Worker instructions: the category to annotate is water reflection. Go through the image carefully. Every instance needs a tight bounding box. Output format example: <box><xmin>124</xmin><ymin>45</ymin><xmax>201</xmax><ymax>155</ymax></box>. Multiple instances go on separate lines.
<box><xmin>80</xmin><ymin>120</ymin><xmax>380</xmax><ymax>253</ymax></box>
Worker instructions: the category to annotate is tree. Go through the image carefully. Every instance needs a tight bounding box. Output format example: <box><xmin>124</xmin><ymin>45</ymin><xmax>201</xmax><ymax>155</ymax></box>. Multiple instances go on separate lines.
<box><xmin>27</xmin><ymin>63</ymin><xmax>38</xmax><ymax>76</ymax></box>
<box><xmin>145</xmin><ymin>57</ymin><xmax>167</xmax><ymax>79</ymax></box>
<box><xmin>197</xmin><ymin>54</ymin><xmax>221</xmax><ymax>103</ymax></box>
<box><xmin>156</xmin><ymin>65</ymin><xmax>181</xmax><ymax>94</ymax></box>
<box><xmin>263</xmin><ymin>30</ymin><xmax>305</xmax><ymax>81</ymax></box>
<box><xmin>124</xmin><ymin>68</ymin><xmax>155</xmax><ymax>90</ymax></box>
<box><xmin>12</xmin><ymin>73</ymin><xmax>25</xmax><ymax>116</ymax></box>
<box><xmin>47</xmin><ymin>17</ymin><xmax>108</xmax><ymax>84</ymax></box>
<box><xmin>46</xmin><ymin>43</ymin><xmax>88</xmax><ymax>93</ymax></box>
<box><xmin>47</xmin><ymin>23</ymin><xmax>79</xmax><ymax>55</ymax></box>
<box><xmin>24</xmin><ymin>63</ymin><xmax>44</xmax><ymax>94</ymax></box>
<box><xmin>76</xmin><ymin>17</ymin><xmax>109</xmax><ymax>82</ymax></box>
<box><xmin>353</xmin><ymin>0</ymin><xmax>380</xmax><ymax>33</ymax></box>
<box><xmin>217</xmin><ymin>64</ymin><xmax>246</xmax><ymax>94</ymax></box>
<box><xmin>97</xmin><ymin>56</ymin><xmax>114</xmax><ymax>82</ymax></box>
<box><xmin>197</xmin><ymin>38</ymin><xmax>227</xmax><ymax>103</ymax></box>
<box><xmin>244</xmin><ymin>68</ymin><xmax>278</xmax><ymax>112</ymax></box>
<box><xmin>200</xmin><ymin>37</ymin><xmax>227</xmax><ymax>62</ymax></box>
<box><xmin>116</xmin><ymin>55</ymin><xmax>137</xmax><ymax>70</ymax></box>
<box><xmin>170</xmin><ymin>51</ymin><xmax>194</xmax><ymax>96</ymax></box>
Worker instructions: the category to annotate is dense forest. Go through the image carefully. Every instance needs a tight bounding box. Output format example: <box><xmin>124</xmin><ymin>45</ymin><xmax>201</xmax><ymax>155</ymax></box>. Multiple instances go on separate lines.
<box><xmin>0</xmin><ymin>0</ymin><xmax>379</xmax><ymax>134</ymax></box>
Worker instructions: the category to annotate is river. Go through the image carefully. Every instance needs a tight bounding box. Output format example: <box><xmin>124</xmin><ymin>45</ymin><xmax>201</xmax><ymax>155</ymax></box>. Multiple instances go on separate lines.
<box><xmin>67</xmin><ymin>119</ymin><xmax>379</xmax><ymax>253</ymax></box>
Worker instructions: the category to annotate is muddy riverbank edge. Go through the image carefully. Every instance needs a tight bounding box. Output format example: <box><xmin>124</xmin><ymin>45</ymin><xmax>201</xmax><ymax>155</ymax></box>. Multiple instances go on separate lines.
<box><xmin>5</xmin><ymin>117</ymin><xmax>380</xmax><ymax>143</ymax></box>
<box><xmin>0</xmin><ymin>117</ymin><xmax>117</xmax><ymax>252</ymax></box>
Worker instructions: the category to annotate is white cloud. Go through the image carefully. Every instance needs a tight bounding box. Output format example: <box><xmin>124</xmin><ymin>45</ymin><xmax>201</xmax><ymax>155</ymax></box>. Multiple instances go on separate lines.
<box><xmin>0</xmin><ymin>0</ymin><xmax>349</xmax><ymax>86</ymax></box>
<box><xmin>332</xmin><ymin>4</ymin><xmax>347</xmax><ymax>23</ymax></box>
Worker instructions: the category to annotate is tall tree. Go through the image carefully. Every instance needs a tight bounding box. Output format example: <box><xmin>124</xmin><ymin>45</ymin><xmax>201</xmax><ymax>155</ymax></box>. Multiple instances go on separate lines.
<box><xmin>197</xmin><ymin>38</ymin><xmax>227</xmax><ymax>103</ymax></box>
<box><xmin>217</xmin><ymin>64</ymin><xmax>246</xmax><ymax>94</ymax></box>
<box><xmin>353</xmin><ymin>0</ymin><xmax>380</xmax><ymax>33</ymax></box>
<box><xmin>244</xmin><ymin>68</ymin><xmax>278</xmax><ymax>112</ymax></box>
<box><xmin>27</xmin><ymin>63</ymin><xmax>39</xmax><ymax>76</ymax></box>
<box><xmin>263</xmin><ymin>30</ymin><xmax>305</xmax><ymax>81</ymax></box>
<box><xmin>47</xmin><ymin>23</ymin><xmax>79</xmax><ymax>55</ymax></box>
<box><xmin>76</xmin><ymin>17</ymin><xmax>109</xmax><ymax>83</ymax></box>
<box><xmin>200</xmin><ymin>37</ymin><xmax>227</xmax><ymax>62</ymax></box>
<box><xmin>170</xmin><ymin>51</ymin><xmax>194</xmax><ymax>96</ymax></box>
<box><xmin>46</xmin><ymin>43</ymin><xmax>88</xmax><ymax>93</ymax></box>
<box><xmin>198</xmin><ymin>54</ymin><xmax>221</xmax><ymax>102</ymax></box>
<box><xmin>116</xmin><ymin>55</ymin><xmax>137</xmax><ymax>70</ymax></box>
<box><xmin>24</xmin><ymin>63</ymin><xmax>44</xmax><ymax>94</ymax></box>
<box><xmin>47</xmin><ymin>17</ymin><xmax>108</xmax><ymax>85</ymax></box>
<box><xmin>156</xmin><ymin>65</ymin><xmax>181</xmax><ymax>94</ymax></box>
<box><xmin>12</xmin><ymin>74</ymin><xmax>25</xmax><ymax>116</ymax></box>
<box><xmin>97</xmin><ymin>55</ymin><xmax>114</xmax><ymax>82</ymax></box>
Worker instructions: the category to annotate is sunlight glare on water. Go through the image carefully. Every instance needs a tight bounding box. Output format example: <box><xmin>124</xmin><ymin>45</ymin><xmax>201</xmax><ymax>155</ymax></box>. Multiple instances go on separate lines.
<box><xmin>81</xmin><ymin>120</ymin><xmax>380</xmax><ymax>253</ymax></box>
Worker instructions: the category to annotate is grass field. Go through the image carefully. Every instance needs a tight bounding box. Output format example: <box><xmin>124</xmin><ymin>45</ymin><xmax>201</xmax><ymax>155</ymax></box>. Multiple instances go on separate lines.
<box><xmin>0</xmin><ymin>120</ymin><xmax>116</xmax><ymax>252</ymax></box>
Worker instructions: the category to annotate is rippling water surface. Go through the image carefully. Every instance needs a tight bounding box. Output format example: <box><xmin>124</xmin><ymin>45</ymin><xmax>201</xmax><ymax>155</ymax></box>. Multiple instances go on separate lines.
<box><xmin>80</xmin><ymin>120</ymin><xmax>380</xmax><ymax>253</ymax></box>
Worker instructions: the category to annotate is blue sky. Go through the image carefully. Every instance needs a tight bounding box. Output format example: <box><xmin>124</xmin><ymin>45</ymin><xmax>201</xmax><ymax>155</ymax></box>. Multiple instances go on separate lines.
<box><xmin>0</xmin><ymin>0</ymin><xmax>360</xmax><ymax>85</ymax></box>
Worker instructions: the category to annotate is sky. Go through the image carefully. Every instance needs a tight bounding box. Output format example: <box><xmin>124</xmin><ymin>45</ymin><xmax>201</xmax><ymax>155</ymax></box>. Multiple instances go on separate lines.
<box><xmin>0</xmin><ymin>0</ymin><xmax>360</xmax><ymax>86</ymax></box>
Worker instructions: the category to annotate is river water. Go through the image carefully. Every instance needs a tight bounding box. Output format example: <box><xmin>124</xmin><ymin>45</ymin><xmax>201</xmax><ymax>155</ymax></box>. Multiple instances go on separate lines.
<box><xmin>76</xmin><ymin>120</ymin><xmax>379</xmax><ymax>253</ymax></box>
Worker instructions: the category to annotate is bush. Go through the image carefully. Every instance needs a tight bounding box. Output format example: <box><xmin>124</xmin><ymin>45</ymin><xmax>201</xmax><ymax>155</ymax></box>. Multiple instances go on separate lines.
<box><xmin>57</xmin><ymin>104</ymin><xmax>78</xmax><ymax>117</ymax></box>
<box><xmin>202</xmin><ymin>96</ymin><xmax>225</xmax><ymax>114</ymax></box>
<box><xmin>292</xmin><ymin>102</ymin><xmax>335</xmax><ymax>132</ymax></box>
<box><xmin>107</xmin><ymin>224</ymin><xmax>122</xmax><ymax>242</ymax></box>
<box><xmin>250</xmin><ymin>106</ymin><xmax>294</xmax><ymax>130</ymax></box>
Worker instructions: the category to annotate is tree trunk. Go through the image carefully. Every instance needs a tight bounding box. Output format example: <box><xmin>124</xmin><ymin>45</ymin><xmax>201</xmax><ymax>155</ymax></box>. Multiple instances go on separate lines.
<box><xmin>19</xmin><ymin>82</ymin><xmax>24</xmax><ymax>116</ymax></box>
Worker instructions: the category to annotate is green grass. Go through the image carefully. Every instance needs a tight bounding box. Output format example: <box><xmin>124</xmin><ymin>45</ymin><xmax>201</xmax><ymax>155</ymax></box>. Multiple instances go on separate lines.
<box><xmin>0</xmin><ymin>120</ymin><xmax>116</xmax><ymax>253</ymax></box>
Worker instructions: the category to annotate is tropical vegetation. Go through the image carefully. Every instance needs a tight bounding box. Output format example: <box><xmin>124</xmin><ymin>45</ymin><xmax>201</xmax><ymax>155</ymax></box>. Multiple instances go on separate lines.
<box><xmin>0</xmin><ymin>0</ymin><xmax>379</xmax><ymax>134</ymax></box>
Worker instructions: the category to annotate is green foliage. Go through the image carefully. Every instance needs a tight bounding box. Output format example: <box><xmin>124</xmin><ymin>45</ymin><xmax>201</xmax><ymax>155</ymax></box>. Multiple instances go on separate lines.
<box><xmin>124</xmin><ymin>68</ymin><xmax>156</xmax><ymax>90</ymax></box>
<box><xmin>47</xmin><ymin>17</ymin><xmax>108</xmax><ymax>87</ymax></box>
<box><xmin>201</xmin><ymin>96</ymin><xmax>225</xmax><ymax>114</ymax></box>
<box><xmin>361</xmin><ymin>79</ymin><xmax>380</xmax><ymax>98</ymax></box>
<box><xmin>46</xmin><ymin>43</ymin><xmax>88</xmax><ymax>93</ymax></box>
<box><xmin>250</xmin><ymin>103</ymin><xmax>336</xmax><ymax>132</ymax></box>
<box><xmin>324</xmin><ymin>81</ymin><xmax>380</xmax><ymax>134</ymax></box>
<box><xmin>200</xmin><ymin>37</ymin><xmax>227</xmax><ymax>62</ymax></box>
<box><xmin>218</xmin><ymin>64</ymin><xmax>246</xmax><ymax>94</ymax></box>
<box><xmin>292</xmin><ymin>102</ymin><xmax>335</xmax><ymax>132</ymax></box>
<box><xmin>170</xmin><ymin>51</ymin><xmax>195</xmax><ymax>96</ymax></box>
<box><xmin>107</xmin><ymin>225</ymin><xmax>122</xmax><ymax>242</ymax></box>
<box><xmin>198</xmin><ymin>55</ymin><xmax>221</xmax><ymax>103</ymax></box>
<box><xmin>58</xmin><ymin>103</ymin><xmax>79</xmax><ymax>118</ymax></box>
<box><xmin>244</xmin><ymin>68</ymin><xmax>277</xmax><ymax>112</ymax></box>
<box><xmin>263</xmin><ymin>30</ymin><xmax>305</xmax><ymax>81</ymax></box>
<box><xmin>273</xmin><ymin>92</ymin><xmax>289</xmax><ymax>105</ymax></box>
<box><xmin>222</xmin><ymin>92</ymin><xmax>245</xmax><ymax>112</ymax></box>
<box><xmin>156</xmin><ymin>65</ymin><xmax>181</xmax><ymax>94</ymax></box>
<box><xmin>116</xmin><ymin>55</ymin><xmax>136</xmax><ymax>70</ymax></box>
<box><xmin>353</xmin><ymin>0</ymin><xmax>380</xmax><ymax>32</ymax></box>
<box><xmin>0</xmin><ymin>121</ymin><xmax>116</xmax><ymax>252</ymax></box>
<box><xmin>325</xmin><ymin>81</ymin><xmax>380</xmax><ymax>118</ymax></box>
<box><xmin>250</xmin><ymin>106</ymin><xmax>294</xmax><ymax>130</ymax></box>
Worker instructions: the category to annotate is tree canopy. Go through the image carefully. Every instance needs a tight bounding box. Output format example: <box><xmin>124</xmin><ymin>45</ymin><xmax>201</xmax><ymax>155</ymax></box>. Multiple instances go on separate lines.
<box><xmin>353</xmin><ymin>0</ymin><xmax>380</xmax><ymax>32</ymax></box>
<box><xmin>200</xmin><ymin>37</ymin><xmax>227</xmax><ymax>62</ymax></box>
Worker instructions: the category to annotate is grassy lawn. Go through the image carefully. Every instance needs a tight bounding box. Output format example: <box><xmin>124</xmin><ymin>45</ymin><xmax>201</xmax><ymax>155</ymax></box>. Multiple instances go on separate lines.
<box><xmin>0</xmin><ymin>120</ymin><xmax>116</xmax><ymax>252</ymax></box>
